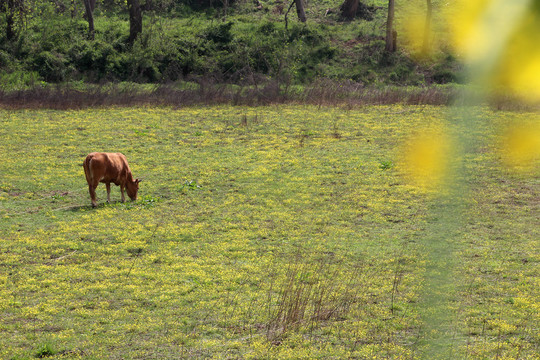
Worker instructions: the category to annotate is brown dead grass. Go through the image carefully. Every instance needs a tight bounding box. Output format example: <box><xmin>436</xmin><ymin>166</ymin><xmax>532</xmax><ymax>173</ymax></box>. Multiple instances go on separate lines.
<box><xmin>0</xmin><ymin>80</ymin><xmax>461</xmax><ymax>110</ymax></box>
<box><xmin>3</xmin><ymin>80</ymin><xmax>536</xmax><ymax>110</ymax></box>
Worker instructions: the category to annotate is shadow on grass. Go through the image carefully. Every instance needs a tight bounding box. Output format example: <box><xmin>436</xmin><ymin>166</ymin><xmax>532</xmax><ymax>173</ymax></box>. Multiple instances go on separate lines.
<box><xmin>62</xmin><ymin>198</ymin><xmax>159</xmax><ymax>212</ymax></box>
<box><xmin>62</xmin><ymin>204</ymin><xmax>92</xmax><ymax>212</ymax></box>
<box><xmin>61</xmin><ymin>201</ymin><xmax>124</xmax><ymax>212</ymax></box>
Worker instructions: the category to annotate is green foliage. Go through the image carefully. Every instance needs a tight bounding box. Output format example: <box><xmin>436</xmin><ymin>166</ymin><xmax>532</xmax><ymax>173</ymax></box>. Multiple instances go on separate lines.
<box><xmin>33</xmin><ymin>342</ymin><xmax>58</xmax><ymax>358</ymax></box>
<box><xmin>203</xmin><ymin>21</ymin><xmax>234</xmax><ymax>45</ymax></box>
<box><xmin>118</xmin><ymin>194</ymin><xmax>160</xmax><ymax>209</ymax></box>
<box><xmin>179</xmin><ymin>180</ymin><xmax>202</xmax><ymax>194</ymax></box>
<box><xmin>429</xmin><ymin>52</ymin><xmax>465</xmax><ymax>84</ymax></box>
<box><xmin>0</xmin><ymin>1</ymin><xmax>463</xmax><ymax>86</ymax></box>
<box><xmin>0</xmin><ymin>49</ymin><xmax>13</xmax><ymax>69</ymax></box>
<box><xmin>432</xmin><ymin>68</ymin><xmax>458</xmax><ymax>84</ymax></box>
<box><xmin>379</xmin><ymin>160</ymin><xmax>394</xmax><ymax>170</ymax></box>
<box><xmin>0</xmin><ymin>70</ymin><xmax>43</xmax><ymax>90</ymax></box>
<box><xmin>30</xmin><ymin>51</ymin><xmax>69</xmax><ymax>82</ymax></box>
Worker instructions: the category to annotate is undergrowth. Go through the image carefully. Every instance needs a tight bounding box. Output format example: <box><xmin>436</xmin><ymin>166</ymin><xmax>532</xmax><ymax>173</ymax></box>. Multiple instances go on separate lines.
<box><xmin>0</xmin><ymin>0</ymin><xmax>463</xmax><ymax>89</ymax></box>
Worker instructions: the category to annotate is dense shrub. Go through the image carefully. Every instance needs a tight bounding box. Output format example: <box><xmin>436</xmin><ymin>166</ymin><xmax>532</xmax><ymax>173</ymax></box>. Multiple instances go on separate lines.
<box><xmin>31</xmin><ymin>51</ymin><xmax>69</xmax><ymax>82</ymax></box>
<box><xmin>432</xmin><ymin>69</ymin><xmax>458</xmax><ymax>84</ymax></box>
<box><xmin>0</xmin><ymin>50</ymin><xmax>13</xmax><ymax>69</ymax></box>
<box><xmin>203</xmin><ymin>22</ymin><xmax>234</xmax><ymax>46</ymax></box>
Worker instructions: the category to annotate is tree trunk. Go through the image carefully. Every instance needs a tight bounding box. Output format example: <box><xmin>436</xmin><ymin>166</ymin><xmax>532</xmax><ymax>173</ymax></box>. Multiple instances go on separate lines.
<box><xmin>83</xmin><ymin>0</ymin><xmax>94</xmax><ymax>40</ymax></box>
<box><xmin>340</xmin><ymin>0</ymin><xmax>358</xmax><ymax>20</ymax></box>
<box><xmin>71</xmin><ymin>0</ymin><xmax>77</xmax><ymax>19</ymax></box>
<box><xmin>385</xmin><ymin>0</ymin><xmax>395</xmax><ymax>52</ymax></box>
<box><xmin>3</xmin><ymin>0</ymin><xmax>26</xmax><ymax>40</ymax></box>
<box><xmin>127</xmin><ymin>0</ymin><xmax>142</xmax><ymax>44</ymax></box>
<box><xmin>295</xmin><ymin>0</ymin><xmax>306</xmax><ymax>23</ymax></box>
<box><xmin>422</xmin><ymin>0</ymin><xmax>433</xmax><ymax>56</ymax></box>
<box><xmin>5</xmin><ymin>0</ymin><xmax>15</xmax><ymax>40</ymax></box>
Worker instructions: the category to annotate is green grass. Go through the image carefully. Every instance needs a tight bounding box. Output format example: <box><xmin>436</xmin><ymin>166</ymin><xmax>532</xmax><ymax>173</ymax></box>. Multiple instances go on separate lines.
<box><xmin>0</xmin><ymin>105</ymin><xmax>538</xmax><ymax>359</ymax></box>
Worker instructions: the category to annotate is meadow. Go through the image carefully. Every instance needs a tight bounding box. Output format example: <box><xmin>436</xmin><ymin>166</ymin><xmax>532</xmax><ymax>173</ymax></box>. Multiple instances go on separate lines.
<box><xmin>0</xmin><ymin>105</ymin><xmax>538</xmax><ymax>359</ymax></box>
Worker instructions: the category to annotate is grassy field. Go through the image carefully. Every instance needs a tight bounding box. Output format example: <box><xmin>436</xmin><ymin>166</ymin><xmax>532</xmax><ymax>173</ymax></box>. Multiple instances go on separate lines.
<box><xmin>0</xmin><ymin>105</ymin><xmax>538</xmax><ymax>359</ymax></box>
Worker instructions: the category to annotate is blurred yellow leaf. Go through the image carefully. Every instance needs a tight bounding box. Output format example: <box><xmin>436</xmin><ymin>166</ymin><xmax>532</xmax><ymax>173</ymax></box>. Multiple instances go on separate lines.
<box><xmin>492</xmin><ymin>13</ymin><xmax>540</xmax><ymax>101</ymax></box>
<box><xmin>500</xmin><ymin>121</ymin><xmax>540</xmax><ymax>171</ymax></box>
<box><xmin>449</xmin><ymin>0</ymin><xmax>531</xmax><ymax>62</ymax></box>
<box><xmin>399</xmin><ymin>128</ymin><xmax>453</xmax><ymax>189</ymax></box>
<box><xmin>401</xmin><ymin>11</ymin><xmax>426</xmax><ymax>55</ymax></box>
<box><xmin>447</xmin><ymin>0</ymin><xmax>539</xmax><ymax>100</ymax></box>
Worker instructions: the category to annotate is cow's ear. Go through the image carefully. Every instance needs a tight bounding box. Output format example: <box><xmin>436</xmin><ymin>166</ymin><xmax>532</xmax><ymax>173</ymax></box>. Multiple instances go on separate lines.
<box><xmin>136</xmin><ymin>179</ymin><xmax>142</xmax><ymax>183</ymax></box>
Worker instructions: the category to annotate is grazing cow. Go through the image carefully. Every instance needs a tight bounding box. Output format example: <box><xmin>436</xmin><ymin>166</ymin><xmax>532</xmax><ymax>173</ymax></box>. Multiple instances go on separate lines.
<box><xmin>83</xmin><ymin>152</ymin><xmax>141</xmax><ymax>207</ymax></box>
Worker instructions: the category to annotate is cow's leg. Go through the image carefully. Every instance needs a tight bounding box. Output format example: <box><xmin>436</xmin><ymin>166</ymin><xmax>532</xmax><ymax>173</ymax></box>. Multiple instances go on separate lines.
<box><xmin>88</xmin><ymin>184</ymin><xmax>98</xmax><ymax>208</ymax></box>
<box><xmin>105</xmin><ymin>183</ymin><xmax>111</xmax><ymax>203</ymax></box>
<box><xmin>120</xmin><ymin>185</ymin><xmax>126</xmax><ymax>203</ymax></box>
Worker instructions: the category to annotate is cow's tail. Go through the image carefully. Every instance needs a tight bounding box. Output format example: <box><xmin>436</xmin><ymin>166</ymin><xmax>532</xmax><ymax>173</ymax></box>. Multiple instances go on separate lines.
<box><xmin>83</xmin><ymin>155</ymin><xmax>94</xmax><ymax>185</ymax></box>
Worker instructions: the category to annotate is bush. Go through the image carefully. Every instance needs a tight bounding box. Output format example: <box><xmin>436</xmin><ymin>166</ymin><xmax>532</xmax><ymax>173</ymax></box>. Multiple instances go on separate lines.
<box><xmin>389</xmin><ymin>64</ymin><xmax>413</xmax><ymax>83</ymax></box>
<box><xmin>257</xmin><ymin>21</ymin><xmax>277</xmax><ymax>36</ymax></box>
<box><xmin>126</xmin><ymin>41</ymin><xmax>162</xmax><ymax>82</ymax></box>
<box><xmin>0</xmin><ymin>50</ymin><xmax>13</xmax><ymax>70</ymax></box>
<box><xmin>0</xmin><ymin>71</ymin><xmax>42</xmax><ymax>90</ymax></box>
<box><xmin>432</xmin><ymin>69</ymin><xmax>458</xmax><ymax>84</ymax></box>
<box><xmin>203</xmin><ymin>22</ymin><xmax>234</xmax><ymax>46</ymax></box>
<box><xmin>34</xmin><ymin>342</ymin><xmax>58</xmax><ymax>358</ymax></box>
<box><xmin>287</xmin><ymin>24</ymin><xmax>325</xmax><ymax>47</ymax></box>
<box><xmin>31</xmin><ymin>51</ymin><xmax>69</xmax><ymax>82</ymax></box>
<box><xmin>69</xmin><ymin>40</ymin><xmax>118</xmax><ymax>81</ymax></box>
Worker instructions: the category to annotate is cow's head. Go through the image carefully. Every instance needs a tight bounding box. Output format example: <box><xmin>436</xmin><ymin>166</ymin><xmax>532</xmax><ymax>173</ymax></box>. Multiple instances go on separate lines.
<box><xmin>126</xmin><ymin>179</ymin><xmax>141</xmax><ymax>201</ymax></box>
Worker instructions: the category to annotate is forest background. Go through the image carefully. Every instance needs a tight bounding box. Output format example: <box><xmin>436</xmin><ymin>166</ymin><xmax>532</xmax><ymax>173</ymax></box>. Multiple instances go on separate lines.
<box><xmin>0</xmin><ymin>0</ymin><xmax>461</xmax><ymax>97</ymax></box>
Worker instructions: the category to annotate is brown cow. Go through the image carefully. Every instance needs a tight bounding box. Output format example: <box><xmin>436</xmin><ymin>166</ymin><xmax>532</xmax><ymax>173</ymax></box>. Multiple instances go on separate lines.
<box><xmin>83</xmin><ymin>152</ymin><xmax>141</xmax><ymax>208</ymax></box>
